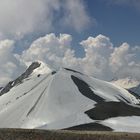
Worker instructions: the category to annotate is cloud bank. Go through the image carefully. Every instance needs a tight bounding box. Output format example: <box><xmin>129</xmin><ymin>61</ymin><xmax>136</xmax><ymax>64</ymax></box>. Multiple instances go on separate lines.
<box><xmin>0</xmin><ymin>40</ymin><xmax>25</xmax><ymax>85</ymax></box>
<box><xmin>1</xmin><ymin>33</ymin><xmax>140</xmax><ymax>86</ymax></box>
<box><xmin>0</xmin><ymin>0</ymin><xmax>91</xmax><ymax>39</ymax></box>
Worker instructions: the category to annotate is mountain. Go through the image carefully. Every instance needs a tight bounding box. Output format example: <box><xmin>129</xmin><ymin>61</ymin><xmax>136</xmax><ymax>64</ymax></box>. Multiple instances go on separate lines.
<box><xmin>0</xmin><ymin>62</ymin><xmax>140</xmax><ymax>133</ymax></box>
<box><xmin>112</xmin><ymin>78</ymin><xmax>140</xmax><ymax>96</ymax></box>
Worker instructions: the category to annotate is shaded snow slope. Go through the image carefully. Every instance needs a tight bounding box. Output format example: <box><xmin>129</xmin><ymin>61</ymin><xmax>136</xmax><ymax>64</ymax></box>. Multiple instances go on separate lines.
<box><xmin>0</xmin><ymin>62</ymin><xmax>140</xmax><ymax>133</ymax></box>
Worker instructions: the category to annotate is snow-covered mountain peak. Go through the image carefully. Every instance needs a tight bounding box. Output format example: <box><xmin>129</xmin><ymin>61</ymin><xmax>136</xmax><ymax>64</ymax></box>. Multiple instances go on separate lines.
<box><xmin>31</xmin><ymin>61</ymin><xmax>52</xmax><ymax>76</ymax></box>
<box><xmin>0</xmin><ymin>61</ymin><xmax>52</xmax><ymax>96</ymax></box>
<box><xmin>0</xmin><ymin>63</ymin><xmax>140</xmax><ymax>132</ymax></box>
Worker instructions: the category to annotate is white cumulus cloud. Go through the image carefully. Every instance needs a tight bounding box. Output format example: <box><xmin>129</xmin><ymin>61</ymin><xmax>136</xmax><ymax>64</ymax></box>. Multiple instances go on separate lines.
<box><xmin>0</xmin><ymin>33</ymin><xmax>140</xmax><ymax>86</ymax></box>
<box><xmin>110</xmin><ymin>43</ymin><xmax>140</xmax><ymax>80</ymax></box>
<box><xmin>22</xmin><ymin>33</ymin><xmax>72</xmax><ymax>69</ymax></box>
<box><xmin>0</xmin><ymin>40</ymin><xmax>25</xmax><ymax>85</ymax></box>
<box><xmin>21</xmin><ymin>33</ymin><xmax>140</xmax><ymax>81</ymax></box>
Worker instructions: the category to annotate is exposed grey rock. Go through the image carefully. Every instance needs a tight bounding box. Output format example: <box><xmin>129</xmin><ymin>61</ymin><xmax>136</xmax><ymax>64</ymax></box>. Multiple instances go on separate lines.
<box><xmin>129</xmin><ymin>84</ymin><xmax>140</xmax><ymax>96</ymax></box>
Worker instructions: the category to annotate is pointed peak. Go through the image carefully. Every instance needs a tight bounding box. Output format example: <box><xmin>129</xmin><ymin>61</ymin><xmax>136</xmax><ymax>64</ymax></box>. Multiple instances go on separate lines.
<box><xmin>32</xmin><ymin>61</ymin><xmax>52</xmax><ymax>76</ymax></box>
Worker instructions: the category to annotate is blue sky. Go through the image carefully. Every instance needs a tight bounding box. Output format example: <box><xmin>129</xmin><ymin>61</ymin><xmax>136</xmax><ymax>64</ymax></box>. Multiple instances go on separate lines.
<box><xmin>86</xmin><ymin>0</ymin><xmax>140</xmax><ymax>46</ymax></box>
<box><xmin>20</xmin><ymin>0</ymin><xmax>140</xmax><ymax>57</ymax></box>
<box><xmin>70</xmin><ymin>0</ymin><xmax>140</xmax><ymax>56</ymax></box>
<box><xmin>13</xmin><ymin>0</ymin><xmax>140</xmax><ymax>56</ymax></box>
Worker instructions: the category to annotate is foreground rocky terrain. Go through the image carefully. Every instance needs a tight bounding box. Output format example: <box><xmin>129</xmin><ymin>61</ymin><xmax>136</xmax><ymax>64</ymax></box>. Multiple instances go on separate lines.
<box><xmin>0</xmin><ymin>129</ymin><xmax>140</xmax><ymax>140</ymax></box>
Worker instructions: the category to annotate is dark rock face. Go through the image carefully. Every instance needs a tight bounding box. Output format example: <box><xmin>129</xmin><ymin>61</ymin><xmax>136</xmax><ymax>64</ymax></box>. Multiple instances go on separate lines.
<box><xmin>71</xmin><ymin>75</ymin><xmax>104</xmax><ymax>103</ymax></box>
<box><xmin>85</xmin><ymin>101</ymin><xmax>140</xmax><ymax>120</ymax></box>
<box><xmin>128</xmin><ymin>89</ymin><xmax>140</xmax><ymax>100</ymax></box>
<box><xmin>65</xmin><ymin>122</ymin><xmax>113</xmax><ymax>131</ymax></box>
<box><xmin>0</xmin><ymin>62</ymin><xmax>41</xmax><ymax>96</ymax></box>
<box><xmin>128</xmin><ymin>85</ymin><xmax>140</xmax><ymax>97</ymax></box>
<box><xmin>51</xmin><ymin>71</ymin><xmax>56</xmax><ymax>75</ymax></box>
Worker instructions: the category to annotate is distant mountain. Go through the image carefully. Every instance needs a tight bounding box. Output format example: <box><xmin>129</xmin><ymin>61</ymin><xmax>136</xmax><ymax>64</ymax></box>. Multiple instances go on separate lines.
<box><xmin>0</xmin><ymin>62</ymin><xmax>140</xmax><ymax>133</ymax></box>
<box><xmin>112</xmin><ymin>78</ymin><xmax>140</xmax><ymax>96</ymax></box>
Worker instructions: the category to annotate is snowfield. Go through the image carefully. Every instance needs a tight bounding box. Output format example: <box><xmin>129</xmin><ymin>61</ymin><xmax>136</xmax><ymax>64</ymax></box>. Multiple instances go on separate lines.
<box><xmin>0</xmin><ymin>62</ymin><xmax>140</xmax><ymax>133</ymax></box>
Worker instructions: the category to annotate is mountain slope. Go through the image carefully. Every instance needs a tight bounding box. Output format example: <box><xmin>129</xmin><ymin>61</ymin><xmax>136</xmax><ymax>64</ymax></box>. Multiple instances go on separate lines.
<box><xmin>0</xmin><ymin>62</ymin><xmax>140</xmax><ymax>133</ymax></box>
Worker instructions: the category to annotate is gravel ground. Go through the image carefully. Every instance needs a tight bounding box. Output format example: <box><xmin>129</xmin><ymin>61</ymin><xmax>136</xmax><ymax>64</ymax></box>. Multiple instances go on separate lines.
<box><xmin>0</xmin><ymin>129</ymin><xmax>140</xmax><ymax>140</ymax></box>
